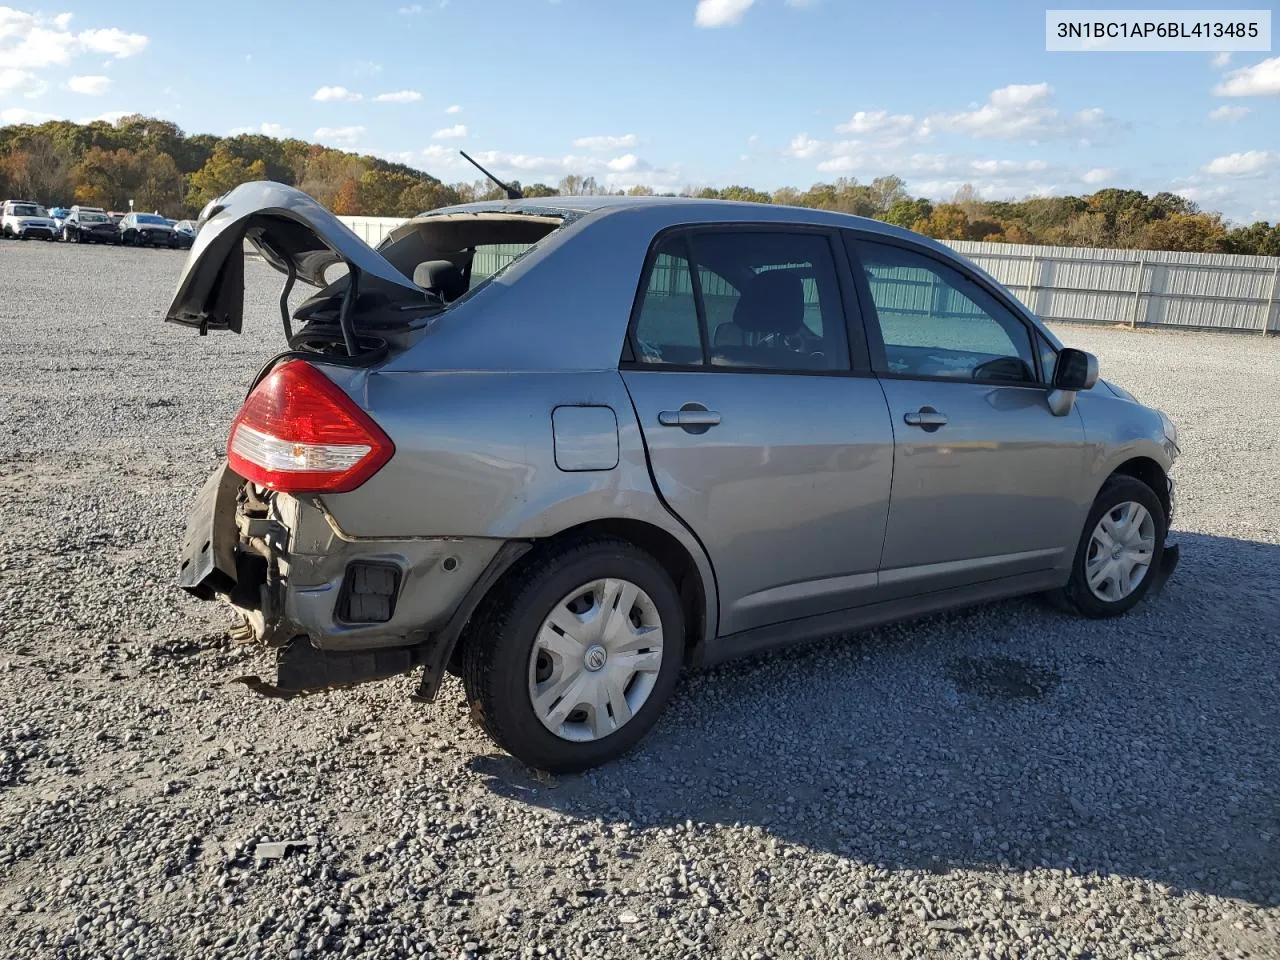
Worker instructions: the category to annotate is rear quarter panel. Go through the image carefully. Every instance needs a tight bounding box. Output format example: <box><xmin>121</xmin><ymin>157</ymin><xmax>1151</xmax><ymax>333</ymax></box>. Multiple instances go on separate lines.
<box><xmin>318</xmin><ymin>367</ymin><xmax>720</xmax><ymax>636</ymax></box>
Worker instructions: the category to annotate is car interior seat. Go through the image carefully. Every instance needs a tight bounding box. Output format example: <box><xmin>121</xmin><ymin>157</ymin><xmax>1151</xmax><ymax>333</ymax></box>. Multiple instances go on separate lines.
<box><xmin>711</xmin><ymin>271</ymin><xmax>821</xmax><ymax>367</ymax></box>
<box><xmin>413</xmin><ymin>259</ymin><xmax>468</xmax><ymax>303</ymax></box>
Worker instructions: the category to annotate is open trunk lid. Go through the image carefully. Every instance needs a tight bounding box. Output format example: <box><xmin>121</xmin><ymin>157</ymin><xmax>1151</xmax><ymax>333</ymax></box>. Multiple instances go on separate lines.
<box><xmin>164</xmin><ymin>181</ymin><xmax>423</xmax><ymax>334</ymax></box>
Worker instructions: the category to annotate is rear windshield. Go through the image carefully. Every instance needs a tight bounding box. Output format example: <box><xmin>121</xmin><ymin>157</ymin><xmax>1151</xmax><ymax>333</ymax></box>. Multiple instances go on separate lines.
<box><xmin>9</xmin><ymin>204</ymin><xmax>45</xmax><ymax>217</ymax></box>
<box><xmin>80</xmin><ymin>212</ymin><xmax>108</xmax><ymax>223</ymax></box>
<box><xmin>136</xmin><ymin>214</ymin><xmax>167</xmax><ymax>225</ymax></box>
<box><xmin>471</xmin><ymin>243</ymin><xmax>535</xmax><ymax>283</ymax></box>
<box><xmin>379</xmin><ymin>214</ymin><xmax>565</xmax><ymax>308</ymax></box>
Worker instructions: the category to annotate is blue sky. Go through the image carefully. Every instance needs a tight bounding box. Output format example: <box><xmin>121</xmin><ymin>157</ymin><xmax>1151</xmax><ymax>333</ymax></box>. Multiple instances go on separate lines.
<box><xmin>2</xmin><ymin>1</ymin><xmax>1278</xmax><ymax>222</ymax></box>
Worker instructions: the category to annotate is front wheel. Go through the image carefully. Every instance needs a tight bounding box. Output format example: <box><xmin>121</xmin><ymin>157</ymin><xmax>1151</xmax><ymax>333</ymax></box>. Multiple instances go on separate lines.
<box><xmin>1051</xmin><ymin>475</ymin><xmax>1167</xmax><ymax>618</ymax></box>
<box><xmin>461</xmin><ymin>538</ymin><xmax>684</xmax><ymax>773</ymax></box>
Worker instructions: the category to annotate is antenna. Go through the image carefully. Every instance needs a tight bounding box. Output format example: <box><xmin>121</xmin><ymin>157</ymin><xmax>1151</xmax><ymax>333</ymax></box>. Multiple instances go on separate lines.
<box><xmin>459</xmin><ymin>150</ymin><xmax>522</xmax><ymax>200</ymax></box>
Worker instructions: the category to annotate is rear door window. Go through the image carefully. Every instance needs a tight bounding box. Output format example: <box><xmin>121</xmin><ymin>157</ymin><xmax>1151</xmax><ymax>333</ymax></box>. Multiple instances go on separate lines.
<box><xmin>632</xmin><ymin>237</ymin><xmax>705</xmax><ymax>366</ymax></box>
<box><xmin>630</xmin><ymin>230</ymin><xmax>850</xmax><ymax>372</ymax></box>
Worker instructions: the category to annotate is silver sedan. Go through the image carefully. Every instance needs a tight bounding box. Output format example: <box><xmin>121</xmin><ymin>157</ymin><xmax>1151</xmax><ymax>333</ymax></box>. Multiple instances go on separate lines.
<box><xmin>168</xmin><ymin>182</ymin><xmax>1180</xmax><ymax>771</ymax></box>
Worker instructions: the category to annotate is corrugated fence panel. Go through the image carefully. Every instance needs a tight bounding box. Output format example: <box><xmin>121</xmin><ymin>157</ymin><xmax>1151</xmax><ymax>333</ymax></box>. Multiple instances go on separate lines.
<box><xmin>947</xmin><ymin>239</ymin><xmax>1280</xmax><ymax>334</ymax></box>
<box><xmin>338</xmin><ymin>216</ymin><xmax>406</xmax><ymax>247</ymax></box>
<box><xmin>333</xmin><ymin>217</ymin><xmax>1280</xmax><ymax>335</ymax></box>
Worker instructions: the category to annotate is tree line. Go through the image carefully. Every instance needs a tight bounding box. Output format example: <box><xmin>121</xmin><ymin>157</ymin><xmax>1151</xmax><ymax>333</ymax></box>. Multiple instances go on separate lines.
<box><xmin>2</xmin><ymin>115</ymin><xmax>1277</xmax><ymax>256</ymax></box>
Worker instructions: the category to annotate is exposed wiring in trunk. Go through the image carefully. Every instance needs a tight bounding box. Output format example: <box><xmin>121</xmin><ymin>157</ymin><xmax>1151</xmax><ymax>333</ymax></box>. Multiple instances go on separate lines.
<box><xmin>278</xmin><ymin>259</ymin><xmax>297</xmax><ymax>342</ymax></box>
<box><xmin>338</xmin><ymin>266</ymin><xmax>360</xmax><ymax>358</ymax></box>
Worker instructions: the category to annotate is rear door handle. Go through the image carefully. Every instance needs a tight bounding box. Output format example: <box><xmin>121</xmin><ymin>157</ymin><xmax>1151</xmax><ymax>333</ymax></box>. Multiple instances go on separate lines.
<box><xmin>903</xmin><ymin>407</ymin><xmax>948</xmax><ymax>430</ymax></box>
<box><xmin>658</xmin><ymin>410</ymin><xmax>721</xmax><ymax>427</ymax></box>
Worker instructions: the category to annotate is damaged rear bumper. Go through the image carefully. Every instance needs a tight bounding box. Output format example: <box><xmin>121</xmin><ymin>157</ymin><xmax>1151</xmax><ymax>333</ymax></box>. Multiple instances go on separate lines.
<box><xmin>179</xmin><ymin>461</ymin><xmax>517</xmax><ymax>696</ymax></box>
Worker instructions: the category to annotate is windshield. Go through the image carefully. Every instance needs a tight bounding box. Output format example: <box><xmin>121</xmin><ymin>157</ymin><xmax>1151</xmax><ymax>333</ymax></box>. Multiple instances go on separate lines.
<box><xmin>80</xmin><ymin>212</ymin><xmax>108</xmax><ymax>223</ymax></box>
<box><xmin>136</xmin><ymin>214</ymin><xmax>167</xmax><ymax>225</ymax></box>
<box><xmin>10</xmin><ymin>204</ymin><xmax>46</xmax><ymax>217</ymax></box>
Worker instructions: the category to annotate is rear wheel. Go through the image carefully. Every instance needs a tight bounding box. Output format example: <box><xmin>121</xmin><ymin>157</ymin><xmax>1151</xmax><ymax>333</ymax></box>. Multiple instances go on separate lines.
<box><xmin>461</xmin><ymin>538</ymin><xmax>683</xmax><ymax>773</ymax></box>
<box><xmin>1050</xmin><ymin>475</ymin><xmax>1166</xmax><ymax>618</ymax></box>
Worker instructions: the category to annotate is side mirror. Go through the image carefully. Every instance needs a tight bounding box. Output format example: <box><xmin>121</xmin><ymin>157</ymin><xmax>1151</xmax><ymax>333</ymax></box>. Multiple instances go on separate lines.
<box><xmin>1054</xmin><ymin>348</ymin><xmax>1099</xmax><ymax>392</ymax></box>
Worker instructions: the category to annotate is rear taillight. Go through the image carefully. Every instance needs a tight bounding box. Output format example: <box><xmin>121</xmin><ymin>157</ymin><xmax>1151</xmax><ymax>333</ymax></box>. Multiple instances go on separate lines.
<box><xmin>227</xmin><ymin>360</ymin><xmax>393</xmax><ymax>494</ymax></box>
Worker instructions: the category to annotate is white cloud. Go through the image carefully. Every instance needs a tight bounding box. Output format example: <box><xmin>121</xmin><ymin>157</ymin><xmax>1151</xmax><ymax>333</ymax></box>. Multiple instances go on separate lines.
<box><xmin>835</xmin><ymin>110</ymin><xmax>916</xmax><ymax>136</ymax></box>
<box><xmin>0</xmin><ymin>106</ymin><xmax>59</xmax><ymax>124</ymax></box>
<box><xmin>607</xmin><ymin>154</ymin><xmax>649</xmax><ymax>172</ymax></box>
<box><xmin>77</xmin><ymin>27</ymin><xmax>147</xmax><ymax>58</ymax></box>
<box><xmin>398</xmin><ymin>3</ymin><xmax>423</xmax><ymax>12</ymax></box>
<box><xmin>232</xmin><ymin>121</ymin><xmax>291</xmax><ymax>137</ymax></box>
<box><xmin>374</xmin><ymin>89</ymin><xmax>422</xmax><ymax>103</ymax></box>
<box><xmin>1214</xmin><ymin>57</ymin><xmax>1280</xmax><ymax>97</ymax></box>
<box><xmin>1204</xmin><ymin>151</ymin><xmax>1275</xmax><ymax>176</ymax></box>
<box><xmin>0</xmin><ymin>66</ymin><xmax>45</xmax><ymax>97</ymax></box>
<box><xmin>3</xmin><ymin>26</ymin><xmax>72</xmax><ymax>69</ymax></box>
<box><xmin>67</xmin><ymin>74</ymin><xmax>109</xmax><ymax>95</ymax></box>
<box><xmin>1211</xmin><ymin>51</ymin><xmax>1231</xmax><ymax>68</ymax></box>
<box><xmin>314</xmin><ymin>125</ymin><xmax>365</xmax><ymax>145</ymax></box>
<box><xmin>312</xmin><ymin>85</ymin><xmax>361</xmax><ymax>102</ymax></box>
<box><xmin>573</xmin><ymin>133</ymin><xmax>639</xmax><ymax>150</ymax></box>
<box><xmin>1208</xmin><ymin>104</ymin><xmax>1251</xmax><ymax>122</ymax></box>
<box><xmin>928</xmin><ymin>83</ymin><xmax>1108</xmax><ymax>141</ymax></box>
<box><xmin>695</xmin><ymin>0</ymin><xmax>754</xmax><ymax>28</ymax></box>
<box><xmin>432</xmin><ymin>123</ymin><xmax>467</xmax><ymax>139</ymax></box>
<box><xmin>816</xmin><ymin>156</ymin><xmax>857</xmax><ymax>173</ymax></box>
<box><xmin>0</xmin><ymin>9</ymin><xmax>143</xmax><ymax>69</ymax></box>
<box><xmin>80</xmin><ymin>109</ymin><xmax>130</xmax><ymax>125</ymax></box>
<box><xmin>970</xmin><ymin>158</ymin><xmax>1050</xmax><ymax>175</ymax></box>
<box><xmin>786</xmin><ymin>133</ymin><xmax>825</xmax><ymax>159</ymax></box>
<box><xmin>1081</xmin><ymin>167</ymin><xmax>1115</xmax><ymax>184</ymax></box>
<box><xmin>445</xmin><ymin>104</ymin><xmax>462</xmax><ymax>114</ymax></box>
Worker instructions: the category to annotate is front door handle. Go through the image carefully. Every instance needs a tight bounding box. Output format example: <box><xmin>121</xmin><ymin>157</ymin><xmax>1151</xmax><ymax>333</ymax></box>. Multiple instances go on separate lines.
<box><xmin>903</xmin><ymin>407</ymin><xmax>948</xmax><ymax>431</ymax></box>
<box><xmin>658</xmin><ymin>409</ymin><xmax>721</xmax><ymax>427</ymax></box>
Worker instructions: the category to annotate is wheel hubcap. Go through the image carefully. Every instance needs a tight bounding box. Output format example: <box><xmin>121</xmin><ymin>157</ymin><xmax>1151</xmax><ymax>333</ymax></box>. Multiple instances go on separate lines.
<box><xmin>1085</xmin><ymin>501</ymin><xmax>1156</xmax><ymax>602</ymax></box>
<box><xmin>527</xmin><ymin>577</ymin><xmax>664</xmax><ymax>743</ymax></box>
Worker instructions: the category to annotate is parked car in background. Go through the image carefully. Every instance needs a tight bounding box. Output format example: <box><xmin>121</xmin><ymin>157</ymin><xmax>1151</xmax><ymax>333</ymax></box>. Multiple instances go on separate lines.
<box><xmin>2</xmin><ymin>200</ymin><xmax>58</xmax><ymax>240</ymax></box>
<box><xmin>171</xmin><ymin>219</ymin><xmax>197</xmax><ymax>249</ymax></box>
<box><xmin>63</xmin><ymin>206</ymin><xmax>119</xmax><ymax>244</ymax></box>
<box><xmin>49</xmin><ymin>207</ymin><xmax>71</xmax><ymax>232</ymax></box>
<box><xmin>108</xmin><ymin>212</ymin><xmax>125</xmax><ymax>228</ymax></box>
<box><xmin>120</xmin><ymin>212</ymin><xmax>177</xmax><ymax>247</ymax></box>
<box><xmin>169</xmin><ymin>182</ymin><xmax>1181</xmax><ymax>772</ymax></box>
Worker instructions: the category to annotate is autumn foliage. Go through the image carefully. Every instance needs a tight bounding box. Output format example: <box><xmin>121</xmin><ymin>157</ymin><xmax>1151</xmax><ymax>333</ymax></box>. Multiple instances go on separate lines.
<box><xmin>1</xmin><ymin>115</ymin><xmax>1277</xmax><ymax>256</ymax></box>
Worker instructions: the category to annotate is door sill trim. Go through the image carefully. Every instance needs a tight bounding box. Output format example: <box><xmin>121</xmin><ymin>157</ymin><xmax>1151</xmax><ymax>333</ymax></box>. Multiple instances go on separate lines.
<box><xmin>697</xmin><ymin>569</ymin><xmax>1064</xmax><ymax>667</ymax></box>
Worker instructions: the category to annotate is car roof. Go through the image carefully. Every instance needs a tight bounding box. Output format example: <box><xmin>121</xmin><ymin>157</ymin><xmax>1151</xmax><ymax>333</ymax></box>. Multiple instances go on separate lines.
<box><xmin>420</xmin><ymin>194</ymin><xmax>932</xmax><ymax>246</ymax></box>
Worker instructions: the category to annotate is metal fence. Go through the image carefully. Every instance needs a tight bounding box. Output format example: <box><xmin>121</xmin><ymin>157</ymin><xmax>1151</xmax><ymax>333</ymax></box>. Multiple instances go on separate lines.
<box><xmin>945</xmin><ymin>240</ymin><xmax>1280</xmax><ymax>336</ymax></box>
<box><xmin>338</xmin><ymin>216</ymin><xmax>405</xmax><ymax>247</ymax></box>
<box><xmin>335</xmin><ymin>216</ymin><xmax>1280</xmax><ymax>336</ymax></box>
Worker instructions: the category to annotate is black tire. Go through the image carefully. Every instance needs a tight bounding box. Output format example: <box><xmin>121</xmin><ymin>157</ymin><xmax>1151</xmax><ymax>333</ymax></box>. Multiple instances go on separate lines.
<box><xmin>1049</xmin><ymin>475</ymin><xmax>1166</xmax><ymax>618</ymax></box>
<box><xmin>461</xmin><ymin>537</ymin><xmax>684</xmax><ymax>773</ymax></box>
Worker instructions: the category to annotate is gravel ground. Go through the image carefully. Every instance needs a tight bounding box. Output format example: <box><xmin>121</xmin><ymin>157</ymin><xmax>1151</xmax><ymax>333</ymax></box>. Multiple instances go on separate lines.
<box><xmin>1</xmin><ymin>239</ymin><xmax>1278</xmax><ymax>960</ymax></box>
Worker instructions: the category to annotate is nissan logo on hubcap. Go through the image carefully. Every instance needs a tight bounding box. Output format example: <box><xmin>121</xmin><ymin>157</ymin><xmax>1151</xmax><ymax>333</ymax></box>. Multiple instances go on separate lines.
<box><xmin>584</xmin><ymin>645</ymin><xmax>607</xmax><ymax>671</ymax></box>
